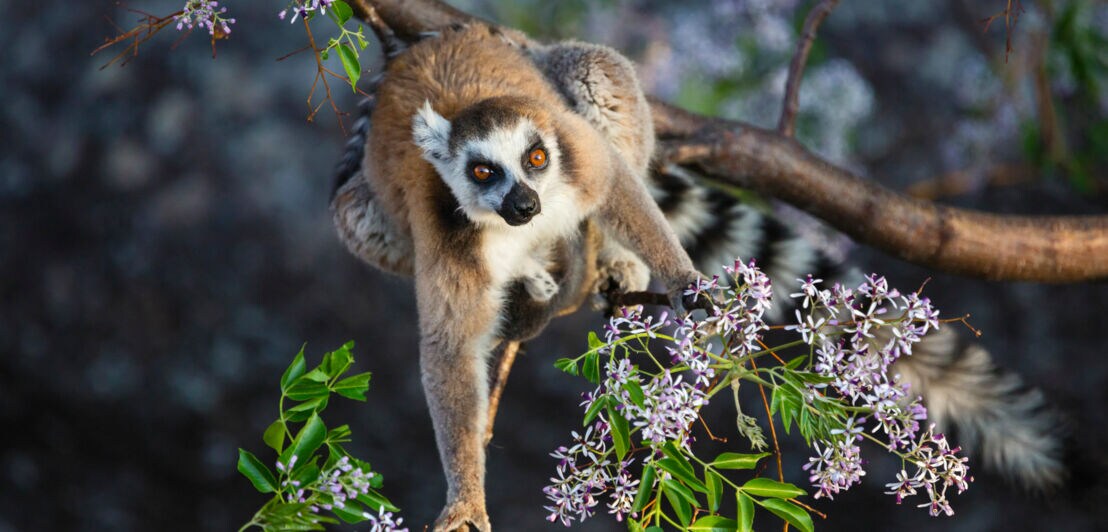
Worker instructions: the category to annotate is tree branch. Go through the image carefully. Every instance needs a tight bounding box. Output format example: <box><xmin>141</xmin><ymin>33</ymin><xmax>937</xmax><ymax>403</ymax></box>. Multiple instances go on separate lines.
<box><xmin>350</xmin><ymin>0</ymin><xmax>1108</xmax><ymax>283</ymax></box>
<box><xmin>778</xmin><ymin>0</ymin><xmax>840</xmax><ymax>138</ymax></box>
<box><xmin>652</xmin><ymin>102</ymin><xmax>1108</xmax><ymax>283</ymax></box>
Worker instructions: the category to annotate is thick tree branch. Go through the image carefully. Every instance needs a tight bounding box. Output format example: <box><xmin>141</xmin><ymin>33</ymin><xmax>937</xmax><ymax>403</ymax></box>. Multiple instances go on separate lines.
<box><xmin>351</xmin><ymin>0</ymin><xmax>1108</xmax><ymax>283</ymax></box>
<box><xmin>347</xmin><ymin>0</ymin><xmax>478</xmax><ymax>42</ymax></box>
<box><xmin>652</xmin><ymin>102</ymin><xmax>1108</xmax><ymax>283</ymax></box>
<box><xmin>778</xmin><ymin>0</ymin><xmax>840</xmax><ymax>137</ymax></box>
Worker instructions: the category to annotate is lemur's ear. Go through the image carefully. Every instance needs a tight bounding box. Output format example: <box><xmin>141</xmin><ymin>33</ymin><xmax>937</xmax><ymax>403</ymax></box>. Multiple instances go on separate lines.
<box><xmin>412</xmin><ymin>100</ymin><xmax>451</xmax><ymax>162</ymax></box>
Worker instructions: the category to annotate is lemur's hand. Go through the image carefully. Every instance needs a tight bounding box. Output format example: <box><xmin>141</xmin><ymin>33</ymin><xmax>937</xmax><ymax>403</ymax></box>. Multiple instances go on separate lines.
<box><xmin>434</xmin><ymin>497</ymin><xmax>490</xmax><ymax>532</ymax></box>
<box><xmin>667</xmin><ymin>271</ymin><xmax>715</xmax><ymax>316</ymax></box>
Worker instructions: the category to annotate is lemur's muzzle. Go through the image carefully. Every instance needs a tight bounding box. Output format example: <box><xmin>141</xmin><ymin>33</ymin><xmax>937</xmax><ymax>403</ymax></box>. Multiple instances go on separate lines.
<box><xmin>498</xmin><ymin>182</ymin><xmax>540</xmax><ymax>226</ymax></box>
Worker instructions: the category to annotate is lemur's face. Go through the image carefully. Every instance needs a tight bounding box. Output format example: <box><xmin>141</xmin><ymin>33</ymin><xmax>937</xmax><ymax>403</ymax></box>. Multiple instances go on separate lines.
<box><xmin>413</xmin><ymin>100</ymin><xmax>561</xmax><ymax>227</ymax></box>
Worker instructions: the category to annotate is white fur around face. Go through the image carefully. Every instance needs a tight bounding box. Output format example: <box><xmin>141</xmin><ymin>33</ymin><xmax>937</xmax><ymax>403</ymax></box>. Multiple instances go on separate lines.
<box><xmin>412</xmin><ymin>100</ymin><xmax>452</xmax><ymax>162</ymax></box>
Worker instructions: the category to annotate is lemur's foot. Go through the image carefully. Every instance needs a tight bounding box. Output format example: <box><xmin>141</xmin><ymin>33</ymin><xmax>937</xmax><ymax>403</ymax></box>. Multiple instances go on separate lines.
<box><xmin>596</xmin><ymin>257</ymin><xmax>651</xmax><ymax>295</ymax></box>
<box><xmin>523</xmin><ymin>269</ymin><xmax>559</xmax><ymax>302</ymax></box>
<box><xmin>434</xmin><ymin>498</ymin><xmax>491</xmax><ymax>532</ymax></box>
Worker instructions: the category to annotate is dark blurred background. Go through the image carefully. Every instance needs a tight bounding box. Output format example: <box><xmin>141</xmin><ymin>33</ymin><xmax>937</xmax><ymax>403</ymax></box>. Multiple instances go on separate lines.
<box><xmin>2</xmin><ymin>0</ymin><xmax>1107</xmax><ymax>530</ymax></box>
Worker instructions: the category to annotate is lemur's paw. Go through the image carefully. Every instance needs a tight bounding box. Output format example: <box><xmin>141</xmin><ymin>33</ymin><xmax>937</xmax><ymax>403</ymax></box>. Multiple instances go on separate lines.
<box><xmin>668</xmin><ymin>271</ymin><xmax>714</xmax><ymax>316</ymax></box>
<box><xmin>434</xmin><ymin>498</ymin><xmax>490</xmax><ymax>532</ymax></box>
<box><xmin>524</xmin><ymin>270</ymin><xmax>559</xmax><ymax>302</ymax></box>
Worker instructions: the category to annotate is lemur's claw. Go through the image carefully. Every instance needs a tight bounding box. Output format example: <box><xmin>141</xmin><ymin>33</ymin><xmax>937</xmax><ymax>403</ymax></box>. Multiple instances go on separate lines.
<box><xmin>434</xmin><ymin>498</ymin><xmax>491</xmax><ymax>532</ymax></box>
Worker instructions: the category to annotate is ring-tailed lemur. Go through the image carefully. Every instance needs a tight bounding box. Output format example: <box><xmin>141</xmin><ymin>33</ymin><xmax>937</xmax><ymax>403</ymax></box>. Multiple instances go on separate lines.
<box><xmin>336</xmin><ymin>23</ymin><xmax>706</xmax><ymax>531</ymax></box>
<box><xmin>331</xmin><ymin>22</ymin><xmax>1061</xmax><ymax>530</ymax></box>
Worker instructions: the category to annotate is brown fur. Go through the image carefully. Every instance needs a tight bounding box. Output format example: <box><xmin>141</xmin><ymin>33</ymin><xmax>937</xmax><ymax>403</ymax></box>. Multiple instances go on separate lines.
<box><xmin>362</xmin><ymin>24</ymin><xmax>701</xmax><ymax>531</ymax></box>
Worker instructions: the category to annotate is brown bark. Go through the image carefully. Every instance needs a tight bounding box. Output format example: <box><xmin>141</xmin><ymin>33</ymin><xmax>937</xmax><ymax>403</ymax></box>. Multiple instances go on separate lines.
<box><xmin>778</xmin><ymin>0</ymin><xmax>841</xmax><ymax>137</ymax></box>
<box><xmin>652</xmin><ymin>102</ymin><xmax>1108</xmax><ymax>283</ymax></box>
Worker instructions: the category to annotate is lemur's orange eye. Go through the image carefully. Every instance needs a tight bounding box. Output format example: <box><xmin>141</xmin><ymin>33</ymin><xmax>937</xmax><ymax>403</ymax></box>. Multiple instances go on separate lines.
<box><xmin>472</xmin><ymin>165</ymin><xmax>493</xmax><ymax>181</ymax></box>
<box><xmin>528</xmin><ymin>148</ymin><xmax>547</xmax><ymax>168</ymax></box>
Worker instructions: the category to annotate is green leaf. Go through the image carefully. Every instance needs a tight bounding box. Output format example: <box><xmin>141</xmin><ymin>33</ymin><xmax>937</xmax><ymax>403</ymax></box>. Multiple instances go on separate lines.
<box><xmin>758</xmin><ymin>498</ymin><xmax>813</xmax><ymax>532</ymax></box>
<box><xmin>582</xmin><ymin>351</ymin><xmax>600</xmax><ymax>384</ymax></box>
<box><xmin>324</xmin><ymin>346</ymin><xmax>353</xmax><ymax>379</ymax></box>
<box><xmin>631</xmin><ymin>465</ymin><xmax>656</xmax><ymax>513</ymax></box>
<box><xmin>338</xmin><ymin>43</ymin><xmax>361</xmax><ymax>91</ymax></box>
<box><xmin>741</xmin><ymin>477</ymin><xmax>806</xmax><ymax>499</ymax></box>
<box><xmin>237</xmin><ymin>449</ymin><xmax>278</xmax><ymax>493</ymax></box>
<box><xmin>689</xmin><ymin>515</ymin><xmax>739</xmax><ymax>531</ymax></box>
<box><xmin>290</xmin><ymin>413</ymin><xmax>327</xmax><ymax>466</ymax></box>
<box><xmin>281</xmin><ymin>346</ymin><xmax>307</xmax><ymax>391</ymax></box>
<box><xmin>623</xmin><ymin>380</ymin><xmax>645</xmax><ymax>408</ymax></box>
<box><xmin>712</xmin><ymin>452</ymin><xmax>769</xmax><ymax>470</ymax></box>
<box><xmin>785</xmin><ymin>355</ymin><xmax>806</xmax><ymax>370</ymax></box>
<box><xmin>737</xmin><ymin>492</ymin><xmax>754</xmax><ymax>532</ymax></box>
<box><xmin>331</xmin><ymin>499</ymin><xmax>369</xmax><ymax>524</ymax></box>
<box><xmin>357</xmin><ymin>489</ymin><xmax>400</xmax><ymax>512</ymax></box>
<box><xmin>263</xmin><ymin>420</ymin><xmax>286</xmax><ymax>453</ymax></box>
<box><xmin>333</xmin><ymin>372</ymin><xmax>372</xmax><ymax>401</ymax></box>
<box><xmin>706</xmin><ymin>468</ymin><xmax>723</xmax><ymax>513</ymax></box>
<box><xmin>656</xmin><ymin>458</ymin><xmax>708</xmax><ymax>494</ymax></box>
<box><xmin>287</xmin><ymin>396</ymin><xmax>329</xmax><ymax>416</ymax></box>
<box><xmin>662</xmin><ymin>478</ymin><xmax>697</xmax><ymax>507</ymax></box>
<box><xmin>659</xmin><ymin>442</ymin><xmax>707</xmax><ymax>491</ymax></box>
<box><xmin>332</xmin><ymin>0</ymin><xmax>353</xmax><ymax>25</ymax></box>
<box><xmin>662</xmin><ymin>481</ymin><xmax>693</xmax><ymax>527</ymax></box>
<box><xmin>587</xmin><ymin>331</ymin><xmax>603</xmax><ymax>350</ymax></box>
<box><xmin>553</xmin><ymin>357</ymin><xmax>579</xmax><ymax>376</ymax></box>
<box><xmin>645</xmin><ymin>527</ymin><xmax>664</xmax><ymax>532</ymax></box>
<box><xmin>608</xmin><ymin>404</ymin><xmax>630</xmax><ymax>461</ymax></box>
<box><xmin>286</xmin><ymin>379</ymin><xmax>330</xmax><ymax>401</ymax></box>
<box><xmin>583</xmin><ymin>395</ymin><xmax>607</xmax><ymax>426</ymax></box>
<box><xmin>292</xmin><ymin>461</ymin><xmax>321</xmax><ymax>486</ymax></box>
<box><xmin>326</xmin><ymin>424</ymin><xmax>353</xmax><ymax>443</ymax></box>
<box><xmin>301</xmin><ymin>366</ymin><xmax>331</xmax><ymax>383</ymax></box>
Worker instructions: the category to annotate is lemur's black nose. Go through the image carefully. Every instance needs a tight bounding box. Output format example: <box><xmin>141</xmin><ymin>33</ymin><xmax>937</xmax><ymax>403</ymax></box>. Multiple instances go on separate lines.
<box><xmin>499</xmin><ymin>182</ymin><xmax>541</xmax><ymax>226</ymax></box>
<box><xmin>513</xmin><ymin>196</ymin><xmax>538</xmax><ymax>216</ymax></box>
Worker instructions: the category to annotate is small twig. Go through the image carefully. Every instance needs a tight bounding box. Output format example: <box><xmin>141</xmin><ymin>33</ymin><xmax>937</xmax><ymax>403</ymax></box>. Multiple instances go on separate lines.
<box><xmin>91</xmin><ymin>8</ymin><xmax>183</xmax><ymax>69</ymax></box>
<box><xmin>945</xmin><ymin>314</ymin><xmax>983</xmax><ymax>338</ymax></box>
<box><xmin>485</xmin><ymin>341</ymin><xmax>522</xmax><ymax>445</ymax></box>
<box><xmin>788</xmin><ymin>498</ymin><xmax>828</xmax><ymax>520</ymax></box>
<box><xmin>749</xmin><ymin>356</ymin><xmax>786</xmax><ymax>531</ymax></box>
<box><xmin>300</xmin><ymin>15</ymin><xmax>348</xmax><ymax>132</ymax></box>
<box><xmin>698</xmin><ymin>415</ymin><xmax>728</xmax><ymax>443</ymax></box>
<box><xmin>981</xmin><ymin>0</ymin><xmax>1024</xmax><ymax>63</ymax></box>
<box><xmin>778</xmin><ymin>0</ymin><xmax>841</xmax><ymax>137</ymax></box>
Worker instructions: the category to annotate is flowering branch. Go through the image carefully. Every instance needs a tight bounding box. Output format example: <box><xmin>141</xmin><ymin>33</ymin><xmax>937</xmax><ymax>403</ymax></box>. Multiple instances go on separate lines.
<box><xmin>545</xmin><ymin>259</ymin><xmax>973</xmax><ymax>529</ymax></box>
<box><xmin>778</xmin><ymin>0</ymin><xmax>841</xmax><ymax>138</ymax></box>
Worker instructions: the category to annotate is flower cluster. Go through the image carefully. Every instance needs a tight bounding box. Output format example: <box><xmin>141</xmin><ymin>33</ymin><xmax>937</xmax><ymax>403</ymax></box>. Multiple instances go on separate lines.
<box><xmin>273</xmin><ymin>454</ymin><xmax>407</xmax><ymax>531</ymax></box>
<box><xmin>548</xmin><ymin>258</ymin><xmax>971</xmax><ymax>528</ymax></box>
<box><xmin>787</xmin><ymin>274</ymin><xmax>971</xmax><ymax>511</ymax></box>
<box><xmin>279</xmin><ymin>0</ymin><xmax>336</xmax><ymax>23</ymax></box>
<box><xmin>885</xmin><ymin>427</ymin><xmax>973</xmax><ymax>516</ymax></box>
<box><xmin>364</xmin><ymin>507</ymin><xmax>407</xmax><ymax>532</ymax></box>
<box><xmin>174</xmin><ymin>0</ymin><xmax>235</xmax><ymax>35</ymax></box>
<box><xmin>543</xmin><ymin>424</ymin><xmax>624</xmax><ymax>525</ymax></box>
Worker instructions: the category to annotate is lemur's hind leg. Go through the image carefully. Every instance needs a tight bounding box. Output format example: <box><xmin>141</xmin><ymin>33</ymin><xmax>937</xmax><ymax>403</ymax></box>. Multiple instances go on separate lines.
<box><xmin>331</xmin><ymin>89</ymin><xmax>416</xmax><ymax>276</ymax></box>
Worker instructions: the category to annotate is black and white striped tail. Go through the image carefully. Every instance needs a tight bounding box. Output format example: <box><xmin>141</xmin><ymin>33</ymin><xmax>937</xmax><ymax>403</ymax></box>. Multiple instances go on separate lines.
<box><xmin>649</xmin><ymin>165</ymin><xmax>844</xmax><ymax>321</ymax></box>
<box><xmin>893</xmin><ymin>327</ymin><xmax>1063</xmax><ymax>489</ymax></box>
<box><xmin>652</xmin><ymin>165</ymin><xmax>1064</xmax><ymax>490</ymax></box>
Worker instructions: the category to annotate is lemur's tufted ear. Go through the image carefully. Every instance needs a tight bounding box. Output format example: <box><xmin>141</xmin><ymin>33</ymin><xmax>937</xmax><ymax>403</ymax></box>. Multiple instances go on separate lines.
<box><xmin>412</xmin><ymin>100</ymin><xmax>452</xmax><ymax>162</ymax></box>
